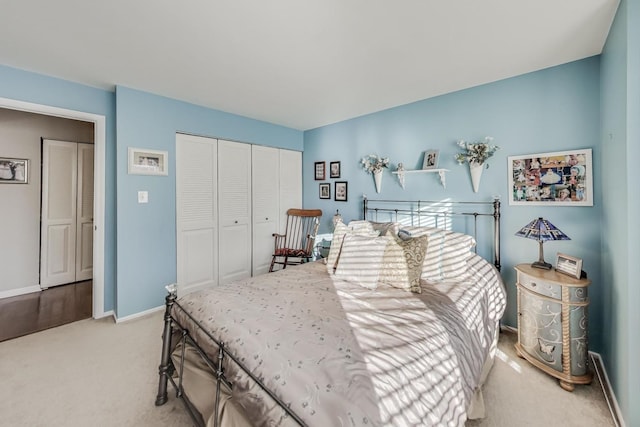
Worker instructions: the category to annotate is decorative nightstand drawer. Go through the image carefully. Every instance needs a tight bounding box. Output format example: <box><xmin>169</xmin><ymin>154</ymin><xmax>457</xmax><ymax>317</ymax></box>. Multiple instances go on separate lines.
<box><xmin>517</xmin><ymin>273</ymin><xmax>561</xmax><ymax>300</ymax></box>
<box><xmin>514</xmin><ymin>263</ymin><xmax>592</xmax><ymax>392</ymax></box>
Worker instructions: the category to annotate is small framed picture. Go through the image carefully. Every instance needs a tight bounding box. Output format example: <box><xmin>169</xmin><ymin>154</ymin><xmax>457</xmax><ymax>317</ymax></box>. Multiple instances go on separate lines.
<box><xmin>319</xmin><ymin>183</ymin><xmax>330</xmax><ymax>199</ymax></box>
<box><xmin>128</xmin><ymin>148</ymin><xmax>168</xmax><ymax>176</ymax></box>
<box><xmin>422</xmin><ymin>150</ymin><xmax>439</xmax><ymax>170</ymax></box>
<box><xmin>556</xmin><ymin>253</ymin><xmax>583</xmax><ymax>279</ymax></box>
<box><xmin>314</xmin><ymin>161</ymin><xmax>325</xmax><ymax>180</ymax></box>
<box><xmin>330</xmin><ymin>161</ymin><xmax>341</xmax><ymax>178</ymax></box>
<box><xmin>335</xmin><ymin>181</ymin><xmax>348</xmax><ymax>202</ymax></box>
<box><xmin>0</xmin><ymin>157</ymin><xmax>29</xmax><ymax>183</ymax></box>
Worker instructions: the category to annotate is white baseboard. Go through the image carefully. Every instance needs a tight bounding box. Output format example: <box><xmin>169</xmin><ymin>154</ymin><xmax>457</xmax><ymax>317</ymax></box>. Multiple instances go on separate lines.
<box><xmin>114</xmin><ymin>305</ymin><xmax>164</xmax><ymax>323</ymax></box>
<box><xmin>94</xmin><ymin>309</ymin><xmax>114</xmax><ymax>320</ymax></box>
<box><xmin>0</xmin><ymin>285</ymin><xmax>41</xmax><ymax>299</ymax></box>
<box><xmin>590</xmin><ymin>351</ymin><xmax>626</xmax><ymax>427</ymax></box>
<box><xmin>500</xmin><ymin>324</ymin><xmax>624</xmax><ymax>426</ymax></box>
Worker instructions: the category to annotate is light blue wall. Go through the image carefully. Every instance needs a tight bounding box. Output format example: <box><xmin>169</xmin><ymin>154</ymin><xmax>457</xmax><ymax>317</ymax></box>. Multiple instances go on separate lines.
<box><xmin>115</xmin><ymin>86</ymin><xmax>303</xmax><ymax>317</ymax></box>
<box><xmin>303</xmin><ymin>57</ymin><xmax>604</xmax><ymax>351</ymax></box>
<box><xmin>0</xmin><ymin>64</ymin><xmax>117</xmax><ymax>312</ymax></box>
<box><xmin>601</xmin><ymin>0</ymin><xmax>639</xmax><ymax>425</ymax></box>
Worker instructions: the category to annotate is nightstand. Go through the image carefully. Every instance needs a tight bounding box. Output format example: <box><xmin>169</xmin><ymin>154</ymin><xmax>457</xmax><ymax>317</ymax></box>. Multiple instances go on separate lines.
<box><xmin>514</xmin><ymin>263</ymin><xmax>592</xmax><ymax>391</ymax></box>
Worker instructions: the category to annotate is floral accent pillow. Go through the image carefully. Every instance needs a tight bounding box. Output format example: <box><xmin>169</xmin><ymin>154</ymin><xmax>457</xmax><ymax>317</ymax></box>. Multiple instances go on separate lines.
<box><xmin>379</xmin><ymin>234</ymin><xmax>428</xmax><ymax>293</ymax></box>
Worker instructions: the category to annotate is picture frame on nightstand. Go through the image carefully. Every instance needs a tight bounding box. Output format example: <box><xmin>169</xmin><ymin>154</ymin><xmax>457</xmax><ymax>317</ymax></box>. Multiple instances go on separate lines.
<box><xmin>556</xmin><ymin>253</ymin><xmax>582</xmax><ymax>279</ymax></box>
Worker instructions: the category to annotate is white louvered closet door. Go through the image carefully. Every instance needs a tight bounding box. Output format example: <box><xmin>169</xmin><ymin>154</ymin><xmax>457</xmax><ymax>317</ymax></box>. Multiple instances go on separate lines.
<box><xmin>252</xmin><ymin>145</ymin><xmax>279</xmax><ymax>275</ymax></box>
<box><xmin>176</xmin><ymin>134</ymin><xmax>218</xmax><ymax>295</ymax></box>
<box><xmin>218</xmin><ymin>140</ymin><xmax>252</xmax><ymax>284</ymax></box>
<box><xmin>278</xmin><ymin>150</ymin><xmax>303</xmax><ymax>232</ymax></box>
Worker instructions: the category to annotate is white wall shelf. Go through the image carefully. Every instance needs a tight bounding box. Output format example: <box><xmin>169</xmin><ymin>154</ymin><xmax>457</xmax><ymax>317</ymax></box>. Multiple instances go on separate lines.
<box><xmin>392</xmin><ymin>168</ymin><xmax>449</xmax><ymax>188</ymax></box>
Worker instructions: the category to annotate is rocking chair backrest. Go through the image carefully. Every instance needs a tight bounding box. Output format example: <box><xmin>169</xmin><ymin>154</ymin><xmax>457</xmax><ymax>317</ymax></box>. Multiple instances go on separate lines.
<box><xmin>282</xmin><ymin>208</ymin><xmax>322</xmax><ymax>255</ymax></box>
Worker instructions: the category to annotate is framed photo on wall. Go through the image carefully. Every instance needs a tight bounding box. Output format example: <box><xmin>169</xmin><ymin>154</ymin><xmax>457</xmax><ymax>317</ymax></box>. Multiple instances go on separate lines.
<box><xmin>0</xmin><ymin>157</ymin><xmax>29</xmax><ymax>183</ymax></box>
<box><xmin>314</xmin><ymin>161</ymin><xmax>325</xmax><ymax>180</ymax></box>
<box><xmin>508</xmin><ymin>149</ymin><xmax>593</xmax><ymax>206</ymax></box>
<box><xmin>319</xmin><ymin>183</ymin><xmax>330</xmax><ymax>199</ymax></box>
<box><xmin>422</xmin><ymin>150</ymin><xmax>439</xmax><ymax>170</ymax></box>
<box><xmin>128</xmin><ymin>148</ymin><xmax>168</xmax><ymax>176</ymax></box>
<box><xmin>335</xmin><ymin>181</ymin><xmax>348</xmax><ymax>201</ymax></box>
<box><xmin>330</xmin><ymin>161</ymin><xmax>341</xmax><ymax>178</ymax></box>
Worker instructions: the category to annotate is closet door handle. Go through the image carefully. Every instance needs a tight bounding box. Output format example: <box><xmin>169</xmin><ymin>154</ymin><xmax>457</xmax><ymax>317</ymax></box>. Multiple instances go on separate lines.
<box><xmin>234</xmin><ymin>220</ymin><xmax>238</xmax><ymax>224</ymax></box>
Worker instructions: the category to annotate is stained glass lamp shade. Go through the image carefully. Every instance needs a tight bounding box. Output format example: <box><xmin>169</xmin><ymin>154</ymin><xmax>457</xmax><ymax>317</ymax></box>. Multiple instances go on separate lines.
<box><xmin>515</xmin><ymin>217</ymin><xmax>570</xmax><ymax>269</ymax></box>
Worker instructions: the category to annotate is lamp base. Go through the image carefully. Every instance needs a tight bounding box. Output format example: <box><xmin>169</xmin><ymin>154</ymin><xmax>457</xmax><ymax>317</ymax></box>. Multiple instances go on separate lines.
<box><xmin>531</xmin><ymin>261</ymin><xmax>552</xmax><ymax>270</ymax></box>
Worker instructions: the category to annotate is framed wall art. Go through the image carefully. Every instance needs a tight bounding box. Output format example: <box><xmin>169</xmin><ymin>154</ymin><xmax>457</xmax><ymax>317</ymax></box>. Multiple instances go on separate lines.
<box><xmin>319</xmin><ymin>183</ymin><xmax>330</xmax><ymax>199</ymax></box>
<box><xmin>508</xmin><ymin>149</ymin><xmax>593</xmax><ymax>206</ymax></box>
<box><xmin>0</xmin><ymin>157</ymin><xmax>29</xmax><ymax>183</ymax></box>
<box><xmin>128</xmin><ymin>148</ymin><xmax>168</xmax><ymax>176</ymax></box>
<box><xmin>335</xmin><ymin>181</ymin><xmax>348</xmax><ymax>202</ymax></box>
<box><xmin>422</xmin><ymin>150</ymin><xmax>439</xmax><ymax>170</ymax></box>
<box><xmin>314</xmin><ymin>161</ymin><xmax>325</xmax><ymax>180</ymax></box>
<box><xmin>330</xmin><ymin>161</ymin><xmax>341</xmax><ymax>178</ymax></box>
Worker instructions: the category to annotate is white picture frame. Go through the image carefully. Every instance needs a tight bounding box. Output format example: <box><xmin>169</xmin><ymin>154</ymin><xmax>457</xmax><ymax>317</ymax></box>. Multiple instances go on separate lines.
<box><xmin>508</xmin><ymin>148</ymin><xmax>593</xmax><ymax>206</ymax></box>
<box><xmin>128</xmin><ymin>148</ymin><xmax>168</xmax><ymax>176</ymax></box>
<box><xmin>556</xmin><ymin>253</ymin><xmax>583</xmax><ymax>279</ymax></box>
<box><xmin>422</xmin><ymin>150</ymin><xmax>439</xmax><ymax>170</ymax></box>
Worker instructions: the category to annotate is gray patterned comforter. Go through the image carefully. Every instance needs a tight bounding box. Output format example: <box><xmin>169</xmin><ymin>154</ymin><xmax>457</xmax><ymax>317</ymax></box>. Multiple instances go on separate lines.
<box><xmin>173</xmin><ymin>254</ymin><xmax>506</xmax><ymax>426</ymax></box>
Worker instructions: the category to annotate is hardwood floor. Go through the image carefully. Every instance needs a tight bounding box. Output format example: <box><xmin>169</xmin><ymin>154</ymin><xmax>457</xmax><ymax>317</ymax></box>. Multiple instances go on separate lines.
<box><xmin>0</xmin><ymin>281</ymin><xmax>92</xmax><ymax>342</ymax></box>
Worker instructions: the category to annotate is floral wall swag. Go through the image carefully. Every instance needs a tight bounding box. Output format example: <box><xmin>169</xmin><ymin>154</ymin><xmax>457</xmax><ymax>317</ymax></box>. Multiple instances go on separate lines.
<box><xmin>455</xmin><ymin>137</ymin><xmax>500</xmax><ymax>168</ymax></box>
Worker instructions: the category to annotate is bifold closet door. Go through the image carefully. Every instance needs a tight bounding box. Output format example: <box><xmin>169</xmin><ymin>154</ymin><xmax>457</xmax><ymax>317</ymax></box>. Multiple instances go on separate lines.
<box><xmin>252</xmin><ymin>145</ymin><xmax>279</xmax><ymax>275</ymax></box>
<box><xmin>218</xmin><ymin>140</ymin><xmax>252</xmax><ymax>284</ymax></box>
<box><xmin>176</xmin><ymin>134</ymin><xmax>218</xmax><ymax>295</ymax></box>
<box><xmin>278</xmin><ymin>150</ymin><xmax>303</xmax><ymax>230</ymax></box>
<box><xmin>40</xmin><ymin>140</ymin><xmax>78</xmax><ymax>288</ymax></box>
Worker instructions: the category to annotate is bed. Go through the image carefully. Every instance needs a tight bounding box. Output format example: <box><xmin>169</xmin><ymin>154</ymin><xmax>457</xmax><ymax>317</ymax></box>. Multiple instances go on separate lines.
<box><xmin>155</xmin><ymin>198</ymin><xmax>506</xmax><ymax>427</ymax></box>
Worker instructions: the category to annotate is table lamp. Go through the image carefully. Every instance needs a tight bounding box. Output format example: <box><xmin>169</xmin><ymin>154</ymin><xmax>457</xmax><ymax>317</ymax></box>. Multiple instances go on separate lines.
<box><xmin>515</xmin><ymin>217</ymin><xmax>570</xmax><ymax>269</ymax></box>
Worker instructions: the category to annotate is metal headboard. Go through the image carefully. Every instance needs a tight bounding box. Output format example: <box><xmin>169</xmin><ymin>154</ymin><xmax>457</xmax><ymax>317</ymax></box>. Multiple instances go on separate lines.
<box><xmin>362</xmin><ymin>196</ymin><xmax>501</xmax><ymax>271</ymax></box>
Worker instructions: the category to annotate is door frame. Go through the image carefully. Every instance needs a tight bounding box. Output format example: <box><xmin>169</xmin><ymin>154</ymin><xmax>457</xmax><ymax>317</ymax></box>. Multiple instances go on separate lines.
<box><xmin>0</xmin><ymin>96</ymin><xmax>106</xmax><ymax>318</ymax></box>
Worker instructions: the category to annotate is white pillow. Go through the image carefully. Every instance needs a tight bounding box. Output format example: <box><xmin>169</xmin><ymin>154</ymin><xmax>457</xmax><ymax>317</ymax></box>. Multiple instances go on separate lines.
<box><xmin>334</xmin><ymin>234</ymin><xmax>387</xmax><ymax>289</ymax></box>
<box><xmin>326</xmin><ymin>222</ymin><xmax>379</xmax><ymax>274</ymax></box>
<box><xmin>397</xmin><ymin>227</ymin><xmax>476</xmax><ymax>281</ymax></box>
<box><xmin>440</xmin><ymin>232</ymin><xmax>476</xmax><ymax>280</ymax></box>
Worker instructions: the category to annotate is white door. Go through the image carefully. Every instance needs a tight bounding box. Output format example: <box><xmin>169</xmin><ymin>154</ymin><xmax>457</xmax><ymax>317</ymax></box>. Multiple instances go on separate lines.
<box><xmin>75</xmin><ymin>143</ymin><xmax>94</xmax><ymax>281</ymax></box>
<box><xmin>176</xmin><ymin>134</ymin><xmax>218</xmax><ymax>295</ymax></box>
<box><xmin>41</xmin><ymin>139</ymin><xmax>78</xmax><ymax>288</ymax></box>
<box><xmin>252</xmin><ymin>145</ymin><xmax>279</xmax><ymax>275</ymax></box>
<box><xmin>278</xmin><ymin>150</ymin><xmax>303</xmax><ymax>231</ymax></box>
<box><xmin>218</xmin><ymin>140</ymin><xmax>252</xmax><ymax>284</ymax></box>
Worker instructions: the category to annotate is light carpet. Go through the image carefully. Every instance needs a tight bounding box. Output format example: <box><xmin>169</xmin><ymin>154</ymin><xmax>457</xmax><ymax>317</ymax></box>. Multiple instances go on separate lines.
<box><xmin>0</xmin><ymin>311</ymin><xmax>615</xmax><ymax>427</ymax></box>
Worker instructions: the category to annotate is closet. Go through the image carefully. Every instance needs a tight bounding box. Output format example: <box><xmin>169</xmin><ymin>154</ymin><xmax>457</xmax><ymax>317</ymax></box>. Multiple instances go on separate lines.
<box><xmin>40</xmin><ymin>139</ymin><xmax>94</xmax><ymax>288</ymax></box>
<box><xmin>176</xmin><ymin>134</ymin><xmax>301</xmax><ymax>295</ymax></box>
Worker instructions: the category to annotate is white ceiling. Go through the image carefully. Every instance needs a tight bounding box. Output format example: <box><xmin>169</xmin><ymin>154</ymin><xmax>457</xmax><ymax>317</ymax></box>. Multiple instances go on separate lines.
<box><xmin>0</xmin><ymin>1</ymin><xmax>619</xmax><ymax>130</ymax></box>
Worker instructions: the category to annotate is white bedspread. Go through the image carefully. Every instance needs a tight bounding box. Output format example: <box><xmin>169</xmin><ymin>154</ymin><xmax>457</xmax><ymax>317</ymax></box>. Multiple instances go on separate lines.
<box><xmin>173</xmin><ymin>254</ymin><xmax>506</xmax><ymax>426</ymax></box>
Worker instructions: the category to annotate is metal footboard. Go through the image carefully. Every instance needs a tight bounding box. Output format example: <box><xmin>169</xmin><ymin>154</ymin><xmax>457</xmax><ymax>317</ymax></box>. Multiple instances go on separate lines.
<box><xmin>155</xmin><ymin>285</ymin><xmax>306</xmax><ymax>427</ymax></box>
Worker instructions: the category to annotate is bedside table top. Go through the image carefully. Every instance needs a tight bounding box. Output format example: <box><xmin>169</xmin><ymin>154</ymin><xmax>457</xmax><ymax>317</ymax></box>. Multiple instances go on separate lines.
<box><xmin>515</xmin><ymin>263</ymin><xmax>591</xmax><ymax>287</ymax></box>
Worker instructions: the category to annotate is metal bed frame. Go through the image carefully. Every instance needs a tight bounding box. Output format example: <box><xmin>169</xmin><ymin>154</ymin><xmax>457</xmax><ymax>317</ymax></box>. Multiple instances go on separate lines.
<box><xmin>155</xmin><ymin>198</ymin><xmax>502</xmax><ymax>427</ymax></box>
<box><xmin>363</xmin><ymin>197</ymin><xmax>501</xmax><ymax>271</ymax></box>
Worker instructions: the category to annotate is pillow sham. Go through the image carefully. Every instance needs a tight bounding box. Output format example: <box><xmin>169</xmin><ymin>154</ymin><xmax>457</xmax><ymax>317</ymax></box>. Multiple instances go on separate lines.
<box><xmin>326</xmin><ymin>222</ymin><xmax>379</xmax><ymax>274</ymax></box>
<box><xmin>440</xmin><ymin>232</ymin><xmax>476</xmax><ymax>280</ymax></box>
<box><xmin>396</xmin><ymin>226</ymin><xmax>476</xmax><ymax>281</ymax></box>
<box><xmin>334</xmin><ymin>234</ymin><xmax>387</xmax><ymax>290</ymax></box>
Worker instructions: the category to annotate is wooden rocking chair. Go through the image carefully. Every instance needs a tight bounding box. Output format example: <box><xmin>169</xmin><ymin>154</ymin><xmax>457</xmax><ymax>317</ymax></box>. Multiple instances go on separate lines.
<box><xmin>269</xmin><ymin>208</ymin><xmax>322</xmax><ymax>272</ymax></box>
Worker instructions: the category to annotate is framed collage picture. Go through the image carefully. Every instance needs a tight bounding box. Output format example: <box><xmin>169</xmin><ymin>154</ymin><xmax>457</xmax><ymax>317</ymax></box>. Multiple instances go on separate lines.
<box><xmin>508</xmin><ymin>149</ymin><xmax>593</xmax><ymax>206</ymax></box>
